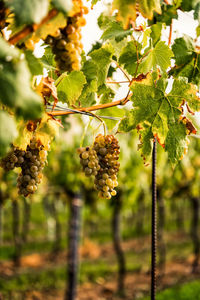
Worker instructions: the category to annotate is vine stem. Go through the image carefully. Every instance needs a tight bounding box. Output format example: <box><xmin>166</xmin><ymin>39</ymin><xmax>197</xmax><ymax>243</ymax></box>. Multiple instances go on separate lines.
<box><xmin>8</xmin><ymin>9</ymin><xmax>58</xmax><ymax>45</ymax></box>
<box><xmin>168</xmin><ymin>20</ymin><xmax>173</xmax><ymax>47</ymax></box>
<box><xmin>151</xmin><ymin>139</ymin><xmax>157</xmax><ymax>300</ymax></box>
<box><xmin>48</xmin><ymin>93</ymin><xmax>132</xmax><ymax>117</ymax></box>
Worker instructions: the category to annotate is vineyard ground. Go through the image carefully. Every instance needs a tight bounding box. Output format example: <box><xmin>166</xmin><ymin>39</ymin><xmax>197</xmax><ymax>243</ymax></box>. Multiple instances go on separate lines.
<box><xmin>0</xmin><ymin>232</ymin><xmax>200</xmax><ymax>299</ymax></box>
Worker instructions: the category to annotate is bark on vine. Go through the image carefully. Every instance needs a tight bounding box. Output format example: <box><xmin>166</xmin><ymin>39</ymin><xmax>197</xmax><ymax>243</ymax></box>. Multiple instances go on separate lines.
<box><xmin>111</xmin><ymin>191</ymin><xmax>126</xmax><ymax>295</ymax></box>
<box><xmin>65</xmin><ymin>192</ymin><xmax>83</xmax><ymax>300</ymax></box>
<box><xmin>190</xmin><ymin>197</ymin><xmax>200</xmax><ymax>273</ymax></box>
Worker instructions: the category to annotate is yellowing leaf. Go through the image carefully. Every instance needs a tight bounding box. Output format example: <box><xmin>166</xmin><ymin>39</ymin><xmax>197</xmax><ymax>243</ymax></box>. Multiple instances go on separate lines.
<box><xmin>35</xmin><ymin>114</ymin><xmax>60</xmax><ymax>149</ymax></box>
<box><xmin>112</xmin><ymin>0</ymin><xmax>161</xmax><ymax>28</ymax></box>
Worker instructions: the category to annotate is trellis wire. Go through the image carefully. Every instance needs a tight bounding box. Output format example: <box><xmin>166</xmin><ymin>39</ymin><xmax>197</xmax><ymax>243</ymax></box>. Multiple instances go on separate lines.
<box><xmin>46</xmin><ymin>105</ymin><xmax>121</xmax><ymax>121</ymax></box>
<box><xmin>151</xmin><ymin>139</ymin><xmax>157</xmax><ymax>300</ymax></box>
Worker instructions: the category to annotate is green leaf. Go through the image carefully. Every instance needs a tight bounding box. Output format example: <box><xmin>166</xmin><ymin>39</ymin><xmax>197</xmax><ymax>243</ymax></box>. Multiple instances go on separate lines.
<box><xmin>97</xmin><ymin>106</ymin><xmax>125</xmax><ymax>131</ymax></box>
<box><xmin>25</xmin><ymin>50</ymin><xmax>43</xmax><ymax>76</ymax></box>
<box><xmin>57</xmin><ymin>71</ymin><xmax>86</xmax><ymax>106</ymax></box>
<box><xmin>89</xmin><ymin>45</ymin><xmax>114</xmax><ymax>87</ymax></box>
<box><xmin>98</xmin><ymin>85</ymin><xmax>115</xmax><ymax>103</ymax></box>
<box><xmin>194</xmin><ymin>2</ymin><xmax>200</xmax><ymax>23</ymax></box>
<box><xmin>5</xmin><ymin>0</ymin><xmax>49</xmax><ymax>25</ymax></box>
<box><xmin>112</xmin><ymin>0</ymin><xmax>137</xmax><ymax>28</ymax></box>
<box><xmin>139</xmin><ymin>0</ymin><xmax>161</xmax><ymax>20</ymax></box>
<box><xmin>118</xmin><ymin>41</ymin><xmax>141</xmax><ymax>76</ymax></box>
<box><xmin>149</xmin><ymin>4</ymin><xmax>178</xmax><ymax>26</ymax></box>
<box><xmin>112</xmin><ymin>0</ymin><xmax>161</xmax><ymax>27</ymax></box>
<box><xmin>172</xmin><ymin>36</ymin><xmax>195</xmax><ymax>65</ymax></box>
<box><xmin>81</xmin><ymin>60</ymin><xmax>98</xmax><ymax>82</ymax></box>
<box><xmin>78</xmin><ymin>80</ymin><xmax>97</xmax><ymax>107</ymax></box>
<box><xmin>118</xmin><ymin>74</ymin><xmax>200</xmax><ymax>163</ymax></box>
<box><xmin>139</xmin><ymin>41</ymin><xmax>173</xmax><ymax>74</ymax></box>
<box><xmin>0</xmin><ymin>37</ymin><xmax>19</xmax><ymax>60</ymax></box>
<box><xmin>101</xmin><ymin>21</ymin><xmax>132</xmax><ymax>42</ymax></box>
<box><xmin>196</xmin><ymin>25</ymin><xmax>200</xmax><ymax>37</ymax></box>
<box><xmin>0</xmin><ymin>40</ymin><xmax>43</xmax><ymax>120</ymax></box>
<box><xmin>0</xmin><ymin>111</ymin><xmax>18</xmax><ymax>157</ymax></box>
<box><xmin>150</xmin><ymin>22</ymin><xmax>163</xmax><ymax>46</ymax></box>
<box><xmin>51</xmin><ymin>0</ymin><xmax>73</xmax><ymax>13</ymax></box>
<box><xmin>171</xmin><ymin>36</ymin><xmax>200</xmax><ymax>86</ymax></box>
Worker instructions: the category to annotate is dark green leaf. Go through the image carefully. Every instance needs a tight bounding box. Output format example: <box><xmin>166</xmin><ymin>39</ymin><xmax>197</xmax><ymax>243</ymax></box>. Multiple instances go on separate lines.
<box><xmin>51</xmin><ymin>0</ymin><xmax>72</xmax><ymax>13</ymax></box>
<box><xmin>5</xmin><ymin>0</ymin><xmax>49</xmax><ymax>25</ymax></box>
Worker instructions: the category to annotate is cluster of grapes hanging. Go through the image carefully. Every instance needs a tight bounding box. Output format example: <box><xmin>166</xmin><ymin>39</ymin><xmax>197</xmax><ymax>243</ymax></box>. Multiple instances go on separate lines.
<box><xmin>45</xmin><ymin>0</ymin><xmax>88</xmax><ymax>71</ymax></box>
<box><xmin>0</xmin><ymin>138</ymin><xmax>48</xmax><ymax>197</ymax></box>
<box><xmin>77</xmin><ymin>134</ymin><xmax>120</xmax><ymax>199</ymax></box>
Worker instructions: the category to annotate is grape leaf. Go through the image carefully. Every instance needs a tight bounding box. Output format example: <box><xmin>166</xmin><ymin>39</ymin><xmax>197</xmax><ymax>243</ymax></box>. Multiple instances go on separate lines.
<box><xmin>0</xmin><ymin>37</ymin><xmax>19</xmax><ymax>60</ymax></box>
<box><xmin>57</xmin><ymin>71</ymin><xmax>86</xmax><ymax>106</ymax></box>
<box><xmin>0</xmin><ymin>111</ymin><xmax>18</xmax><ymax>157</ymax></box>
<box><xmin>150</xmin><ymin>22</ymin><xmax>163</xmax><ymax>46</ymax></box>
<box><xmin>81</xmin><ymin>60</ymin><xmax>98</xmax><ymax>82</ymax></box>
<box><xmin>118</xmin><ymin>73</ymin><xmax>200</xmax><ymax>164</ymax></box>
<box><xmin>89</xmin><ymin>45</ymin><xmax>114</xmax><ymax>87</ymax></box>
<box><xmin>118</xmin><ymin>41</ymin><xmax>141</xmax><ymax>76</ymax></box>
<box><xmin>172</xmin><ymin>36</ymin><xmax>195</xmax><ymax>65</ymax></box>
<box><xmin>13</xmin><ymin>121</ymin><xmax>33</xmax><ymax>150</ymax></box>
<box><xmin>138</xmin><ymin>41</ymin><xmax>173</xmax><ymax>74</ymax></box>
<box><xmin>78</xmin><ymin>79</ymin><xmax>97</xmax><ymax>107</ymax></box>
<box><xmin>97</xmin><ymin>106</ymin><xmax>125</xmax><ymax>131</ymax></box>
<box><xmin>194</xmin><ymin>2</ymin><xmax>200</xmax><ymax>23</ymax></box>
<box><xmin>51</xmin><ymin>0</ymin><xmax>73</xmax><ymax>13</ymax></box>
<box><xmin>25</xmin><ymin>50</ymin><xmax>43</xmax><ymax>76</ymax></box>
<box><xmin>149</xmin><ymin>4</ymin><xmax>178</xmax><ymax>26</ymax></box>
<box><xmin>5</xmin><ymin>0</ymin><xmax>49</xmax><ymax>25</ymax></box>
<box><xmin>170</xmin><ymin>36</ymin><xmax>200</xmax><ymax>86</ymax></box>
<box><xmin>101</xmin><ymin>21</ymin><xmax>132</xmax><ymax>42</ymax></box>
<box><xmin>36</xmin><ymin>114</ymin><xmax>60</xmax><ymax>149</ymax></box>
<box><xmin>112</xmin><ymin>0</ymin><xmax>161</xmax><ymax>28</ymax></box>
<box><xmin>139</xmin><ymin>0</ymin><xmax>161</xmax><ymax>20</ymax></box>
<box><xmin>112</xmin><ymin>0</ymin><xmax>137</xmax><ymax>28</ymax></box>
<box><xmin>0</xmin><ymin>39</ymin><xmax>43</xmax><ymax>120</ymax></box>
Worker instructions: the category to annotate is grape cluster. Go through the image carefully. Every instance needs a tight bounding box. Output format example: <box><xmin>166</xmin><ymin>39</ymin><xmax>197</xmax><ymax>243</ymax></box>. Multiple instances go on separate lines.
<box><xmin>0</xmin><ymin>148</ymin><xmax>25</xmax><ymax>172</ymax></box>
<box><xmin>77</xmin><ymin>134</ymin><xmax>120</xmax><ymax>199</ymax></box>
<box><xmin>77</xmin><ymin>146</ymin><xmax>100</xmax><ymax>177</ymax></box>
<box><xmin>0</xmin><ymin>138</ymin><xmax>48</xmax><ymax>197</ymax></box>
<box><xmin>45</xmin><ymin>0</ymin><xmax>88</xmax><ymax>72</ymax></box>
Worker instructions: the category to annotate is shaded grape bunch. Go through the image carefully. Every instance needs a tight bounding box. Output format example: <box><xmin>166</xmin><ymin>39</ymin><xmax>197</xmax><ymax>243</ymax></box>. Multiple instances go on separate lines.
<box><xmin>0</xmin><ymin>138</ymin><xmax>48</xmax><ymax>197</ymax></box>
<box><xmin>77</xmin><ymin>134</ymin><xmax>120</xmax><ymax>199</ymax></box>
<box><xmin>94</xmin><ymin>134</ymin><xmax>120</xmax><ymax>199</ymax></box>
<box><xmin>0</xmin><ymin>147</ymin><xmax>25</xmax><ymax>171</ymax></box>
<box><xmin>77</xmin><ymin>146</ymin><xmax>100</xmax><ymax>177</ymax></box>
<box><xmin>45</xmin><ymin>0</ymin><xmax>88</xmax><ymax>72</ymax></box>
<box><xmin>17</xmin><ymin>139</ymin><xmax>47</xmax><ymax>197</ymax></box>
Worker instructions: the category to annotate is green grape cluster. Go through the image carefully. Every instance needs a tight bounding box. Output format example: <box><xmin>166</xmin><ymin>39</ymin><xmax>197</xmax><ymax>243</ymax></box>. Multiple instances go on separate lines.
<box><xmin>0</xmin><ymin>138</ymin><xmax>48</xmax><ymax>197</ymax></box>
<box><xmin>45</xmin><ymin>0</ymin><xmax>88</xmax><ymax>72</ymax></box>
<box><xmin>77</xmin><ymin>134</ymin><xmax>120</xmax><ymax>199</ymax></box>
<box><xmin>77</xmin><ymin>146</ymin><xmax>100</xmax><ymax>177</ymax></box>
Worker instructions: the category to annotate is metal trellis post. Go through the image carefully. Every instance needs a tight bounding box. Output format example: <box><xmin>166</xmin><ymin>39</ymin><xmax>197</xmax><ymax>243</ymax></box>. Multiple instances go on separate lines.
<box><xmin>151</xmin><ymin>139</ymin><xmax>157</xmax><ymax>300</ymax></box>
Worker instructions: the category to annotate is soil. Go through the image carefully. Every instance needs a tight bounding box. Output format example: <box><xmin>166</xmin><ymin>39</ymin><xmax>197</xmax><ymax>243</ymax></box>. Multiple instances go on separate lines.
<box><xmin>0</xmin><ymin>232</ymin><xmax>199</xmax><ymax>300</ymax></box>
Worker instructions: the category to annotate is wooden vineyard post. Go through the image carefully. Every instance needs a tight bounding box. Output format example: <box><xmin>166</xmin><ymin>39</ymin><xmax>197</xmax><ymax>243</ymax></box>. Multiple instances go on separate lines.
<box><xmin>151</xmin><ymin>139</ymin><xmax>157</xmax><ymax>300</ymax></box>
<box><xmin>65</xmin><ymin>193</ymin><xmax>82</xmax><ymax>300</ymax></box>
